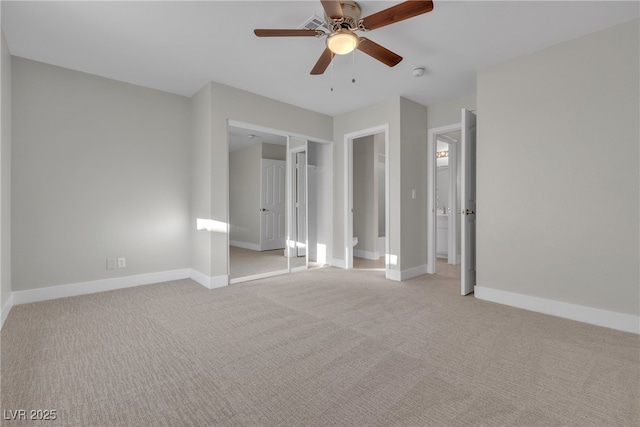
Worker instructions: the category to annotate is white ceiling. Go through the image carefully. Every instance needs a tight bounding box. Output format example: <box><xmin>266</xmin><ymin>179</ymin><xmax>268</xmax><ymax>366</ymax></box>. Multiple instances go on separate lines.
<box><xmin>2</xmin><ymin>1</ymin><xmax>638</xmax><ymax>116</ymax></box>
<box><xmin>228</xmin><ymin>125</ymin><xmax>287</xmax><ymax>152</ymax></box>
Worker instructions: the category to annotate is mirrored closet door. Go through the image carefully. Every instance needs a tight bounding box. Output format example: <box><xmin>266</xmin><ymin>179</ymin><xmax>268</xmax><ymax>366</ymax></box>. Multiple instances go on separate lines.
<box><xmin>228</xmin><ymin>124</ymin><xmax>309</xmax><ymax>283</ymax></box>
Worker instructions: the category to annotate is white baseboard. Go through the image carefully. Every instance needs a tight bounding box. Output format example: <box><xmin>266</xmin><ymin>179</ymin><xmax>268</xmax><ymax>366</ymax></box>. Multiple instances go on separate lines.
<box><xmin>475</xmin><ymin>286</ymin><xmax>640</xmax><ymax>335</ymax></box>
<box><xmin>12</xmin><ymin>269</ymin><xmax>192</xmax><ymax>306</ymax></box>
<box><xmin>387</xmin><ymin>264</ymin><xmax>429</xmax><ymax>281</ymax></box>
<box><xmin>1</xmin><ymin>292</ymin><xmax>14</xmax><ymax>329</ymax></box>
<box><xmin>386</xmin><ymin>269</ymin><xmax>401</xmax><ymax>281</ymax></box>
<box><xmin>353</xmin><ymin>249</ymin><xmax>380</xmax><ymax>261</ymax></box>
<box><xmin>229</xmin><ymin>240</ymin><xmax>261</xmax><ymax>251</ymax></box>
<box><xmin>400</xmin><ymin>264</ymin><xmax>429</xmax><ymax>281</ymax></box>
<box><xmin>331</xmin><ymin>258</ymin><xmax>347</xmax><ymax>269</ymax></box>
<box><xmin>230</xmin><ymin>269</ymin><xmax>289</xmax><ymax>285</ymax></box>
<box><xmin>189</xmin><ymin>269</ymin><xmax>228</xmax><ymax>289</ymax></box>
<box><xmin>10</xmin><ymin>269</ymin><xmax>231</xmax><ymax>307</ymax></box>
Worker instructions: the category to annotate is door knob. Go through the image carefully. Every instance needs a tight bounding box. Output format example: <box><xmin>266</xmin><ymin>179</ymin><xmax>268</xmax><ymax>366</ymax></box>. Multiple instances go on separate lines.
<box><xmin>260</xmin><ymin>208</ymin><xmax>269</xmax><ymax>212</ymax></box>
<box><xmin>458</xmin><ymin>209</ymin><xmax>476</xmax><ymax>215</ymax></box>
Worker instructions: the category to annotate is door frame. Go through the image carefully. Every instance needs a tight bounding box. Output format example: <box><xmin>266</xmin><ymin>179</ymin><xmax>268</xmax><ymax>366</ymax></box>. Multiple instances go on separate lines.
<box><xmin>344</xmin><ymin>124</ymin><xmax>390</xmax><ymax>278</ymax></box>
<box><xmin>460</xmin><ymin>109</ymin><xmax>477</xmax><ymax>295</ymax></box>
<box><xmin>288</xmin><ymin>143</ymin><xmax>308</xmax><ymax>271</ymax></box>
<box><xmin>427</xmin><ymin>123</ymin><xmax>461</xmax><ymax>275</ymax></box>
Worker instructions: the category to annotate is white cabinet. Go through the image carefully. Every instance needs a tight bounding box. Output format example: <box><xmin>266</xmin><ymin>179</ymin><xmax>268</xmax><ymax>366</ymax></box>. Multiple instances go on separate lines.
<box><xmin>436</xmin><ymin>214</ymin><xmax>448</xmax><ymax>258</ymax></box>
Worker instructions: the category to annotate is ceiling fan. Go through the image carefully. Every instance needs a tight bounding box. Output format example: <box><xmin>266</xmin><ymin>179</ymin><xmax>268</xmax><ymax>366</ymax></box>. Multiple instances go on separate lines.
<box><xmin>254</xmin><ymin>0</ymin><xmax>434</xmax><ymax>75</ymax></box>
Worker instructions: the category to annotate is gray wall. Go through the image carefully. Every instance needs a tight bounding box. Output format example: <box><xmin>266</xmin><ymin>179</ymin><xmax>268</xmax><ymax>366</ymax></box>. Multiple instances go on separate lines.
<box><xmin>262</xmin><ymin>142</ymin><xmax>285</xmax><ymax>161</ymax></box>
<box><xmin>376</xmin><ymin>133</ymin><xmax>385</xmax><ymax>237</ymax></box>
<box><xmin>333</xmin><ymin>98</ymin><xmax>401</xmax><ymax>270</ymax></box>
<box><xmin>191</xmin><ymin>82</ymin><xmax>332</xmax><ymax>279</ymax></box>
<box><xmin>427</xmin><ymin>95</ymin><xmax>476</xmax><ymax>129</ymax></box>
<box><xmin>190</xmin><ymin>83</ymin><xmax>213</xmax><ymax>277</ymax></box>
<box><xmin>308</xmin><ymin>141</ymin><xmax>332</xmax><ymax>264</ymax></box>
<box><xmin>229</xmin><ymin>143</ymin><xmax>261</xmax><ymax>246</ymax></box>
<box><xmin>399</xmin><ymin>98</ymin><xmax>429</xmax><ymax>271</ymax></box>
<box><xmin>1</xmin><ymin>31</ymin><xmax>11</xmax><ymax>309</ymax></box>
<box><xmin>12</xmin><ymin>58</ymin><xmax>191</xmax><ymax>291</ymax></box>
<box><xmin>333</xmin><ymin>97</ymin><xmax>428</xmax><ymax>274</ymax></box>
<box><xmin>476</xmin><ymin>18</ymin><xmax>639</xmax><ymax>316</ymax></box>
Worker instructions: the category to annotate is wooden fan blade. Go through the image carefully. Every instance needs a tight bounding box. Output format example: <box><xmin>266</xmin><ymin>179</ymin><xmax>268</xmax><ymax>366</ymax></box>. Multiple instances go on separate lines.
<box><xmin>360</xmin><ymin>0</ymin><xmax>433</xmax><ymax>31</ymax></box>
<box><xmin>310</xmin><ymin>48</ymin><xmax>335</xmax><ymax>75</ymax></box>
<box><xmin>321</xmin><ymin>0</ymin><xmax>343</xmax><ymax>20</ymax></box>
<box><xmin>357</xmin><ymin>38</ymin><xmax>403</xmax><ymax>67</ymax></box>
<box><xmin>254</xmin><ymin>29</ymin><xmax>320</xmax><ymax>37</ymax></box>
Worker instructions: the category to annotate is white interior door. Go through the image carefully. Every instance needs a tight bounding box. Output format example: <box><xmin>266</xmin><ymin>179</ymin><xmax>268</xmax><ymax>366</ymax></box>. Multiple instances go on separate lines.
<box><xmin>461</xmin><ymin>109</ymin><xmax>477</xmax><ymax>295</ymax></box>
<box><xmin>295</xmin><ymin>152</ymin><xmax>307</xmax><ymax>257</ymax></box>
<box><xmin>260</xmin><ymin>159</ymin><xmax>286</xmax><ymax>251</ymax></box>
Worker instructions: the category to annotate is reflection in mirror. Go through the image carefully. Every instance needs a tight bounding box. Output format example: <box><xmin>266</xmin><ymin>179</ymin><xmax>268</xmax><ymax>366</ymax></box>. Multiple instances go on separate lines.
<box><xmin>228</xmin><ymin>125</ymin><xmax>289</xmax><ymax>282</ymax></box>
<box><xmin>289</xmin><ymin>148</ymin><xmax>307</xmax><ymax>271</ymax></box>
<box><xmin>352</xmin><ymin>132</ymin><xmax>386</xmax><ymax>271</ymax></box>
<box><xmin>435</xmin><ymin>130</ymin><xmax>462</xmax><ymax>271</ymax></box>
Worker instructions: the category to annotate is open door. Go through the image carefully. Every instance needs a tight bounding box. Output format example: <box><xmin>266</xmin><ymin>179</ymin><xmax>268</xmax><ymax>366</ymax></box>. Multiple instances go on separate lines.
<box><xmin>260</xmin><ymin>159</ymin><xmax>287</xmax><ymax>251</ymax></box>
<box><xmin>460</xmin><ymin>109</ymin><xmax>477</xmax><ymax>295</ymax></box>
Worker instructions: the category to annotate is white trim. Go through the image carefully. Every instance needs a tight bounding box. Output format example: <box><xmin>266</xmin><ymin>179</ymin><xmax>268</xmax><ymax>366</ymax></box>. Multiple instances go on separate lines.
<box><xmin>189</xmin><ymin>269</ymin><xmax>228</xmax><ymax>289</ymax></box>
<box><xmin>1</xmin><ymin>292</ymin><xmax>14</xmax><ymax>329</ymax></box>
<box><xmin>475</xmin><ymin>286</ymin><xmax>640</xmax><ymax>335</ymax></box>
<box><xmin>229</xmin><ymin>269</ymin><xmax>289</xmax><ymax>285</ymax></box>
<box><xmin>288</xmin><ymin>143</ymin><xmax>309</xmax><ymax>270</ymax></box>
<box><xmin>330</xmin><ymin>258</ymin><xmax>347</xmax><ymax>269</ymax></box>
<box><xmin>12</xmin><ymin>269</ymin><xmax>192</xmax><ymax>305</ymax></box>
<box><xmin>387</xmin><ymin>269</ymin><xmax>402</xmax><ymax>281</ymax></box>
<box><xmin>400</xmin><ymin>264</ymin><xmax>429</xmax><ymax>281</ymax></box>
<box><xmin>227</xmin><ymin>120</ymin><xmax>333</xmax><ymax>145</ymax></box>
<box><xmin>353</xmin><ymin>249</ymin><xmax>380</xmax><ymax>261</ymax></box>
<box><xmin>387</xmin><ymin>264</ymin><xmax>429</xmax><ymax>282</ymax></box>
<box><xmin>229</xmin><ymin>240</ymin><xmax>261</xmax><ymax>251</ymax></box>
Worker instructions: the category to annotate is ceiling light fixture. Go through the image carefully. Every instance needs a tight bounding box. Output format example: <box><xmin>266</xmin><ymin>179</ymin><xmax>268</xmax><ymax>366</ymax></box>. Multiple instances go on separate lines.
<box><xmin>436</xmin><ymin>150</ymin><xmax>449</xmax><ymax>158</ymax></box>
<box><xmin>326</xmin><ymin>29</ymin><xmax>359</xmax><ymax>55</ymax></box>
<box><xmin>412</xmin><ymin>67</ymin><xmax>426</xmax><ymax>77</ymax></box>
<box><xmin>247</xmin><ymin>134</ymin><xmax>256</xmax><ymax>139</ymax></box>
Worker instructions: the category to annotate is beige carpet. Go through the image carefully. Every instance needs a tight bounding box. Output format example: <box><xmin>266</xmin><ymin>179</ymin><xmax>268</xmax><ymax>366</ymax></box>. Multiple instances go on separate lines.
<box><xmin>1</xmin><ymin>268</ymin><xmax>638</xmax><ymax>426</ymax></box>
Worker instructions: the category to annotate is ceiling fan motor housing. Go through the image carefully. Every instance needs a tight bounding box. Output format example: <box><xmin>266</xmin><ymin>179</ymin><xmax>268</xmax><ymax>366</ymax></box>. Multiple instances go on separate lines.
<box><xmin>327</xmin><ymin>1</ymin><xmax>362</xmax><ymax>31</ymax></box>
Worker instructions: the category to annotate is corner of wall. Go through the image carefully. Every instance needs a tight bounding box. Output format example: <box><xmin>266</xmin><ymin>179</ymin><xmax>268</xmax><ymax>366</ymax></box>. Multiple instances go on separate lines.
<box><xmin>1</xmin><ymin>28</ymin><xmax>13</xmax><ymax>312</ymax></box>
<box><xmin>0</xmin><ymin>292</ymin><xmax>14</xmax><ymax>330</ymax></box>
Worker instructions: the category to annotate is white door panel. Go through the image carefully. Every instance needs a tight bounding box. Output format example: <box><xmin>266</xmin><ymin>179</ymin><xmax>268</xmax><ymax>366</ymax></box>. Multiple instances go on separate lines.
<box><xmin>296</xmin><ymin>152</ymin><xmax>307</xmax><ymax>257</ymax></box>
<box><xmin>461</xmin><ymin>109</ymin><xmax>477</xmax><ymax>295</ymax></box>
<box><xmin>261</xmin><ymin>159</ymin><xmax>286</xmax><ymax>251</ymax></box>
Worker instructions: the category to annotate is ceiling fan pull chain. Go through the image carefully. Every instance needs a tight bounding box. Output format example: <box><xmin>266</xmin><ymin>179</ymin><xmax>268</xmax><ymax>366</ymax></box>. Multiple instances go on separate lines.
<box><xmin>330</xmin><ymin>60</ymin><xmax>334</xmax><ymax>92</ymax></box>
<box><xmin>352</xmin><ymin>50</ymin><xmax>356</xmax><ymax>83</ymax></box>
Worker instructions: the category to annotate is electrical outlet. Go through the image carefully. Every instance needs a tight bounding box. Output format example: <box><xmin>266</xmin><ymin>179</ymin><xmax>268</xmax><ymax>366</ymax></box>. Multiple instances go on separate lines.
<box><xmin>106</xmin><ymin>258</ymin><xmax>117</xmax><ymax>270</ymax></box>
<box><xmin>117</xmin><ymin>257</ymin><xmax>126</xmax><ymax>268</ymax></box>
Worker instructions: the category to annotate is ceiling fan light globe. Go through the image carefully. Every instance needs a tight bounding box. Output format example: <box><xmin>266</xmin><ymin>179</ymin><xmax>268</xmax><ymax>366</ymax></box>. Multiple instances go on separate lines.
<box><xmin>327</xmin><ymin>30</ymin><xmax>359</xmax><ymax>55</ymax></box>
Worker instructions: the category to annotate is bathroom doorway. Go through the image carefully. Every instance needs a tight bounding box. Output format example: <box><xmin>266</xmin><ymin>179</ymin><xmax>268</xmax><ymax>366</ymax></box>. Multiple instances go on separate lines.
<box><xmin>428</xmin><ymin>124</ymin><xmax>462</xmax><ymax>281</ymax></box>
<box><xmin>428</xmin><ymin>109</ymin><xmax>477</xmax><ymax>294</ymax></box>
